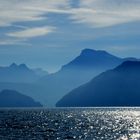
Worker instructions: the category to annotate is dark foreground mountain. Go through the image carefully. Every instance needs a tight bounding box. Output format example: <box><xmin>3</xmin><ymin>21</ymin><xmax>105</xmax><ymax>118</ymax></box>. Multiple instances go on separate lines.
<box><xmin>0</xmin><ymin>63</ymin><xmax>48</xmax><ymax>83</ymax></box>
<box><xmin>56</xmin><ymin>61</ymin><xmax>140</xmax><ymax>107</ymax></box>
<box><xmin>0</xmin><ymin>49</ymin><xmax>137</xmax><ymax>106</ymax></box>
<box><xmin>0</xmin><ymin>90</ymin><xmax>42</xmax><ymax>107</ymax></box>
<box><xmin>38</xmin><ymin>49</ymin><xmax>137</xmax><ymax>106</ymax></box>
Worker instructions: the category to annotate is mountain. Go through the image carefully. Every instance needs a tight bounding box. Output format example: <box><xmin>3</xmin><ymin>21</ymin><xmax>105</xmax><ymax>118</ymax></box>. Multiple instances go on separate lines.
<box><xmin>0</xmin><ymin>49</ymin><xmax>137</xmax><ymax>107</ymax></box>
<box><xmin>0</xmin><ymin>82</ymin><xmax>49</xmax><ymax>106</ymax></box>
<box><xmin>38</xmin><ymin>49</ymin><xmax>137</xmax><ymax>106</ymax></box>
<box><xmin>0</xmin><ymin>63</ymin><xmax>48</xmax><ymax>83</ymax></box>
<box><xmin>0</xmin><ymin>63</ymin><xmax>48</xmax><ymax>106</ymax></box>
<box><xmin>61</xmin><ymin>49</ymin><xmax>122</xmax><ymax>70</ymax></box>
<box><xmin>0</xmin><ymin>89</ymin><xmax>42</xmax><ymax>107</ymax></box>
<box><xmin>56</xmin><ymin>61</ymin><xmax>140</xmax><ymax>107</ymax></box>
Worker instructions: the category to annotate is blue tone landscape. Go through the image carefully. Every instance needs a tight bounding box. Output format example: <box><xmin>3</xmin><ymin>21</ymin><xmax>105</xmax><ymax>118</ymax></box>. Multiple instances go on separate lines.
<box><xmin>0</xmin><ymin>0</ymin><xmax>140</xmax><ymax>139</ymax></box>
<box><xmin>0</xmin><ymin>49</ymin><xmax>139</xmax><ymax>107</ymax></box>
<box><xmin>0</xmin><ymin>0</ymin><xmax>140</xmax><ymax>107</ymax></box>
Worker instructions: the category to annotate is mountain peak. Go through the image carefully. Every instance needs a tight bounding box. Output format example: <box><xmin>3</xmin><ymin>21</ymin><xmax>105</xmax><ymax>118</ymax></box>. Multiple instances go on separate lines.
<box><xmin>19</xmin><ymin>64</ymin><xmax>29</xmax><ymax>70</ymax></box>
<box><xmin>61</xmin><ymin>48</ymin><xmax>122</xmax><ymax>71</ymax></box>
<box><xmin>9</xmin><ymin>63</ymin><xmax>29</xmax><ymax>70</ymax></box>
<box><xmin>116</xmin><ymin>60</ymin><xmax>140</xmax><ymax>70</ymax></box>
<box><xmin>10</xmin><ymin>63</ymin><xmax>18</xmax><ymax>68</ymax></box>
<box><xmin>81</xmin><ymin>48</ymin><xmax>112</xmax><ymax>57</ymax></box>
<box><xmin>121</xmin><ymin>60</ymin><xmax>140</xmax><ymax>66</ymax></box>
<box><xmin>81</xmin><ymin>48</ymin><xmax>99</xmax><ymax>56</ymax></box>
<box><xmin>81</xmin><ymin>48</ymin><xmax>96</xmax><ymax>54</ymax></box>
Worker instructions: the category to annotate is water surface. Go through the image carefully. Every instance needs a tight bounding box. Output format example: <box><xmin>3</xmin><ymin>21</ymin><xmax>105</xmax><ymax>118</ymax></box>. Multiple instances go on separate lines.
<box><xmin>0</xmin><ymin>108</ymin><xmax>140</xmax><ymax>139</ymax></box>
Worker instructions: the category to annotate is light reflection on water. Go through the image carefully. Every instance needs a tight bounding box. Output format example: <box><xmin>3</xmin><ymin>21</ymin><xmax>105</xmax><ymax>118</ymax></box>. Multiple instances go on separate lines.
<box><xmin>0</xmin><ymin>108</ymin><xmax>140</xmax><ymax>139</ymax></box>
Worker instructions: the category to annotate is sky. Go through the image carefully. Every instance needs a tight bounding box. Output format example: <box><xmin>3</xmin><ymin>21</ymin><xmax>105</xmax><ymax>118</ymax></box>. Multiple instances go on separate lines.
<box><xmin>0</xmin><ymin>0</ymin><xmax>140</xmax><ymax>72</ymax></box>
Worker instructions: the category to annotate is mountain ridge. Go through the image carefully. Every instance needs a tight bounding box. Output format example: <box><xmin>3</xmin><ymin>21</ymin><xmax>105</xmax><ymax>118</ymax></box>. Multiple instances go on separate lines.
<box><xmin>0</xmin><ymin>89</ymin><xmax>43</xmax><ymax>107</ymax></box>
<box><xmin>0</xmin><ymin>63</ymin><xmax>48</xmax><ymax>83</ymax></box>
<box><xmin>0</xmin><ymin>49</ymin><xmax>138</xmax><ymax>106</ymax></box>
<box><xmin>56</xmin><ymin>60</ymin><xmax>140</xmax><ymax>107</ymax></box>
<box><xmin>38</xmin><ymin>48</ymin><xmax>138</xmax><ymax>106</ymax></box>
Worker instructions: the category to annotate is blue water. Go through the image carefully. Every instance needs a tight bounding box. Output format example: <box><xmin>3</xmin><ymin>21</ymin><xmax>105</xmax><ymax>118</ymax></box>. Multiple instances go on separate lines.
<box><xmin>0</xmin><ymin>108</ymin><xmax>140</xmax><ymax>139</ymax></box>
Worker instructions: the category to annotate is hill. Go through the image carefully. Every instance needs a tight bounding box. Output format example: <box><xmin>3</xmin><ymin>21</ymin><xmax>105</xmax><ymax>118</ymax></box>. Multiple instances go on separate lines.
<box><xmin>39</xmin><ymin>49</ymin><xmax>137</xmax><ymax>106</ymax></box>
<box><xmin>56</xmin><ymin>61</ymin><xmax>140</xmax><ymax>107</ymax></box>
<box><xmin>0</xmin><ymin>63</ymin><xmax>48</xmax><ymax>83</ymax></box>
<box><xmin>0</xmin><ymin>89</ymin><xmax>42</xmax><ymax>107</ymax></box>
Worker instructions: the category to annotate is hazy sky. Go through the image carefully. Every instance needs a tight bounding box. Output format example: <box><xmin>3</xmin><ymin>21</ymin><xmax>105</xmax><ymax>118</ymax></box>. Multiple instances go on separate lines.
<box><xmin>0</xmin><ymin>0</ymin><xmax>140</xmax><ymax>72</ymax></box>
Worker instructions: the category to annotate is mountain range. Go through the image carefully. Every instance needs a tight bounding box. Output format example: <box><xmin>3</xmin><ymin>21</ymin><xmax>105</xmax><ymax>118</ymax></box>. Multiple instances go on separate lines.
<box><xmin>0</xmin><ymin>63</ymin><xmax>48</xmax><ymax>83</ymax></box>
<box><xmin>37</xmin><ymin>49</ymin><xmax>137</xmax><ymax>106</ymax></box>
<box><xmin>0</xmin><ymin>49</ymin><xmax>138</xmax><ymax>106</ymax></box>
<box><xmin>56</xmin><ymin>61</ymin><xmax>140</xmax><ymax>107</ymax></box>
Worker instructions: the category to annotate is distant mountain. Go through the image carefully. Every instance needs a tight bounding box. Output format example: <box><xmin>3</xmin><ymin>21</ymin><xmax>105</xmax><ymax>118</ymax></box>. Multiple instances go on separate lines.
<box><xmin>0</xmin><ymin>89</ymin><xmax>42</xmax><ymax>107</ymax></box>
<box><xmin>56</xmin><ymin>61</ymin><xmax>140</xmax><ymax>107</ymax></box>
<box><xmin>0</xmin><ymin>63</ymin><xmax>48</xmax><ymax>83</ymax></box>
<box><xmin>61</xmin><ymin>49</ymin><xmax>122</xmax><ymax>70</ymax></box>
<box><xmin>39</xmin><ymin>49</ymin><xmax>137</xmax><ymax>106</ymax></box>
<box><xmin>0</xmin><ymin>49</ymin><xmax>138</xmax><ymax>107</ymax></box>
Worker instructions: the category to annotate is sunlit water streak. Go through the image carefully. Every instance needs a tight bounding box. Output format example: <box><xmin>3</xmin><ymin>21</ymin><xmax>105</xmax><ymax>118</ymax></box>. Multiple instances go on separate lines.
<box><xmin>0</xmin><ymin>108</ymin><xmax>140</xmax><ymax>139</ymax></box>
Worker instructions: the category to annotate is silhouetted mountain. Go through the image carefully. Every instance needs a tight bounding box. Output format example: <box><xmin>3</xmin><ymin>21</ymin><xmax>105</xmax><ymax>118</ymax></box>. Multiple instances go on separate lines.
<box><xmin>62</xmin><ymin>49</ymin><xmax>122</xmax><ymax>70</ymax></box>
<box><xmin>0</xmin><ymin>63</ymin><xmax>48</xmax><ymax>106</ymax></box>
<box><xmin>0</xmin><ymin>89</ymin><xmax>42</xmax><ymax>107</ymax></box>
<box><xmin>56</xmin><ymin>61</ymin><xmax>140</xmax><ymax>107</ymax></box>
<box><xmin>0</xmin><ymin>82</ymin><xmax>48</xmax><ymax>106</ymax></box>
<box><xmin>0</xmin><ymin>63</ymin><xmax>48</xmax><ymax>83</ymax></box>
<box><xmin>39</xmin><ymin>49</ymin><xmax>137</xmax><ymax>106</ymax></box>
<box><xmin>0</xmin><ymin>49</ymin><xmax>138</xmax><ymax>107</ymax></box>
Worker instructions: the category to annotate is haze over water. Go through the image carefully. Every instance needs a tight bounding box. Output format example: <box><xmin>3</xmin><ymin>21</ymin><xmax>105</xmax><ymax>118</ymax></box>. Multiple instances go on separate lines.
<box><xmin>0</xmin><ymin>108</ymin><xmax>140</xmax><ymax>140</ymax></box>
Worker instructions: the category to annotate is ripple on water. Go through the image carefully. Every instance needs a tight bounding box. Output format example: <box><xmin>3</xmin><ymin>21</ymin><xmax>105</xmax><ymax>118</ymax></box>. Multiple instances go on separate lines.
<box><xmin>0</xmin><ymin>108</ymin><xmax>140</xmax><ymax>139</ymax></box>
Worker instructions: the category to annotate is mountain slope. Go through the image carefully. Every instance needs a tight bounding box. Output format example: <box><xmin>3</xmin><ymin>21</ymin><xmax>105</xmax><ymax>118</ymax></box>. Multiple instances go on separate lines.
<box><xmin>56</xmin><ymin>61</ymin><xmax>140</xmax><ymax>107</ymax></box>
<box><xmin>62</xmin><ymin>49</ymin><xmax>122</xmax><ymax>69</ymax></box>
<box><xmin>0</xmin><ymin>63</ymin><xmax>48</xmax><ymax>83</ymax></box>
<box><xmin>0</xmin><ymin>49</ymin><xmax>137</xmax><ymax>107</ymax></box>
<box><xmin>0</xmin><ymin>89</ymin><xmax>42</xmax><ymax>107</ymax></box>
<box><xmin>0</xmin><ymin>82</ymin><xmax>50</xmax><ymax>106</ymax></box>
<box><xmin>39</xmin><ymin>49</ymin><xmax>137</xmax><ymax>106</ymax></box>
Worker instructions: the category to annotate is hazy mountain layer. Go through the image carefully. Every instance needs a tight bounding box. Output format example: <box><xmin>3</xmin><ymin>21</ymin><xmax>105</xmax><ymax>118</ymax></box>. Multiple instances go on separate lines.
<box><xmin>56</xmin><ymin>61</ymin><xmax>140</xmax><ymax>107</ymax></box>
<box><xmin>0</xmin><ymin>49</ymin><xmax>138</xmax><ymax>106</ymax></box>
<box><xmin>38</xmin><ymin>49</ymin><xmax>137</xmax><ymax>106</ymax></box>
<box><xmin>0</xmin><ymin>63</ymin><xmax>48</xmax><ymax>83</ymax></box>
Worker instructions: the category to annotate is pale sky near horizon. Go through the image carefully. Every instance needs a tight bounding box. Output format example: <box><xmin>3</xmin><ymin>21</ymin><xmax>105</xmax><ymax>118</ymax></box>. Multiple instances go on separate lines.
<box><xmin>0</xmin><ymin>0</ymin><xmax>140</xmax><ymax>72</ymax></box>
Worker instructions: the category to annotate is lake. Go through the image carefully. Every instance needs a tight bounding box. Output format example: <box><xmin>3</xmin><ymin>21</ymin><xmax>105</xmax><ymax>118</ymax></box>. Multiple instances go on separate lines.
<box><xmin>0</xmin><ymin>108</ymin><xmax>140</xmax><ymax>139</ymax></box>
